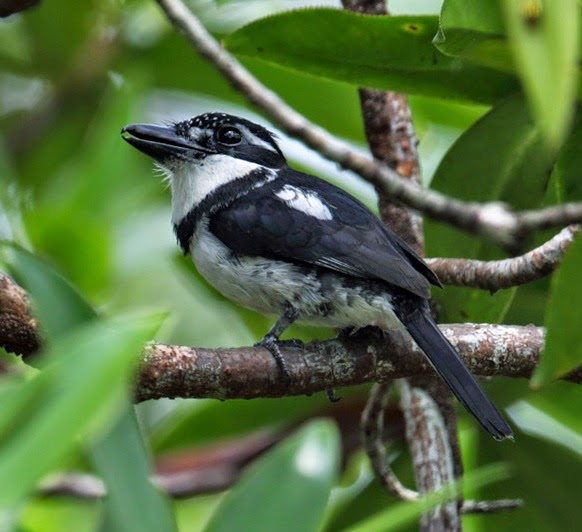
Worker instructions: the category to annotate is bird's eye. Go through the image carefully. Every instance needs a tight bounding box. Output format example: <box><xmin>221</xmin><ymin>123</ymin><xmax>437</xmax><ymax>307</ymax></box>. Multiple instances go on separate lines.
<box><xmin>216</xmin><ymin>126</ymin><xmax>242</xmax><ymax>146</ymax></box>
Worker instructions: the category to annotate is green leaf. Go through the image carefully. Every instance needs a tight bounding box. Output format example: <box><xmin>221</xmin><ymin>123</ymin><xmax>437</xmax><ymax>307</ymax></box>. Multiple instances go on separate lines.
<box><xmin>501</xmin><ymin>0</ymin><xmax>580</xmax><ymax>150</ymax></box>
<box><xmin>205</xmin><ymin>420</ymin><xmax>339</xmax><ymax>532</ymax></box>
<box><xmin>534</xmin><ymin>233</ymin><xmax>582</xmax><ymax>386</ymax></box>
<box><xmin>2</xmin><ymin>239</ymin><xmax>174</xmax><ymax>530</ymax></box>
<box><xmin>92</xmin><ymin>407</ymin><xmax>177</xmax><ymax>532</ymax></box>
<box><xmin>0</xmin><ymin>375</ymin><xmax>50</xmax><ymax>443</ymax></box>
<box><xmin>508</xmin><ymin>391</ymin><xmax>582</xmax><ymax>455</ymax></box>
<box><xmin>345</xmin><ymin>463</ymin><xmax>510</xmax><ymax>532</ymax></box>
<box><xmin>19</xmin><ymin>498</ymin><xmax>99</xmax><ymax>532</ymax></box>
<box><xmin>435</xmin><ymin>0</ymin><xmax>513</xmax><ymax>71</ymax></box>
<box><xmin>0</xmin><ymin>315</ymin><xmax>158</xmax><ymax>508</ymax></box>
<box><xmin>151</xmin><ymin>395</ymin><xmax>326</xmax><ymax>453</ymax></box>
<box><xmin>426</xmin><ymin>94</ymin><xmax>555</xmax><ymax>323</ymax></box>
<box><xmin>224</xmin><ymin>9</ymin><xmax>520</xmax><ymax>104</ymax></box>
<box><xmin>492</xmin><ymin>426</ymin><xmax>582</xmax><ymax>528</ymax></box>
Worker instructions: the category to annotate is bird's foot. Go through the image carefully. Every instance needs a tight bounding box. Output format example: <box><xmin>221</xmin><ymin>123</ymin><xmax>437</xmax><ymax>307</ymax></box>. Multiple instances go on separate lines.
<box><xmin>256</xmin><ymin>334</ymin><xmax>291</xmax><ymax>385</ymax></box>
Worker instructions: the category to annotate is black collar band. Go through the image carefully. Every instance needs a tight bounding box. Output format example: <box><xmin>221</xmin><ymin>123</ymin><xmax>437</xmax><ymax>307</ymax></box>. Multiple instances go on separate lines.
<box><xmin>174</xmin><ymin>167</ymin><xmax>277</xmax><ymax>254</ymax></box>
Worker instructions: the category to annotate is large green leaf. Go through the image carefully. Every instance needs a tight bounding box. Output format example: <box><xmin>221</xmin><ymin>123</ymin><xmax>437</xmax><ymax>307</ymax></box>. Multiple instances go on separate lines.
<box><xmin>0</xmin><ymin>315</ymin><xmax>157</xmax><ymax>508</ymax></box>
<box><xmin>224</xmin><ymin>9</ymin><xmax>520</xmax><ymax>104</ymax></box>
<box><xmin>508</xmin><ymin>388</ymin><xmax>582</xmax><ymax>455</ymax></box>
<box><xmin>492</xmin><ymin>425</ymin><xmax>582</xmax><ymax>530</ymax></box>
<box><xmin>426</xmin><ymin>94</ymin><xmax>555</xmax><ymax>323</ymax></box>
<box><xmin>502</xmin><ymin>0</ymin><xmax>580</xmax><ymax>150</ymax></box>
<box><xmin>534</xmin><ymin>234</ymin><xmax>582</xmax><ymax>386</ymax></box>
<box><xmin>93</xmin><ymin>407</ymin><xmax>177</xmax><ymax>532</ymax></box>
<box><xmin>0</xmin><ymin>376</ymin><xmax>49</xmax><ymax>449</ymax></box>
<box><xmin>205</xmin><ymin>420</ymin><xmax>339</xmax><ymax>532</ymax></box>
<box><xmin>2</xmin><ymin>245</ymin><xmax>175</xmax><ymax>530</ymax></box>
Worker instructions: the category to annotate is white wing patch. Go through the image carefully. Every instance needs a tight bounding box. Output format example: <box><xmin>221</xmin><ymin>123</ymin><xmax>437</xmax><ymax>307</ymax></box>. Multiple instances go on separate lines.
<box><xmin>275</xmin><ymin>184</ymin><xmax>333</xmax><ymax>220</ymax></box>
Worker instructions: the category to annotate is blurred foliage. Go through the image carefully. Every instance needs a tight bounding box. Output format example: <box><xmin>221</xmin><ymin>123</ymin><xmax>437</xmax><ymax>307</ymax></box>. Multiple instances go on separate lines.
<box><xmin>205</xmin><ymin>420</ymin><xmax>340</xmax><ymax>532</ymax></box>
<box><xmin>0</xmin><ymin>0</ymin><xmax>581</xmax><ymax>531</ymax></box>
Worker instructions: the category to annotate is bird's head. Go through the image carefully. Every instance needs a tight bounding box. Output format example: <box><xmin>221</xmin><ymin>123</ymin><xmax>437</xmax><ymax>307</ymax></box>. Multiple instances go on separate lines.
<box><xmin>122</xmin><ymin>112</ymin><xmax>286</xmax><ymax>170</ymax></box>
<box><xmin>122</xmin><ymin>112</ymin><xmax>286</xmax><ymax>222</ymax></box>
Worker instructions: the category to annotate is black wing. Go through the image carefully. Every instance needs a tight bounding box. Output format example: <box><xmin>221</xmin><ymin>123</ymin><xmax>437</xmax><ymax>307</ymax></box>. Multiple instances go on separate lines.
<box><xmin>209</xmin><ymin>168</ymin><xmax>440</xmax><ymax>299</ymax></box>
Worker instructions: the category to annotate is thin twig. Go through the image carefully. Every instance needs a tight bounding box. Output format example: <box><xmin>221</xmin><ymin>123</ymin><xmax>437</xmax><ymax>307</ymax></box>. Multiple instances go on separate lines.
<box><xmin>155</xmin><ymin>0</ymin><xmax>582</xmax><ymax>250</ymax></box>
<box><xmin>428</xmin><ymin>225</ymin><xmax>579</xmax><ymax>290</ymax></box>
<box><xmin>39</xmin><ymin>468</ymin><xmax>238</xmax><ymax>500</ymax></box>
<box><xmin>361</xmin><ymin>382</ymin><xmax>419</xmax><ymax>501</ymax></box>
<box><xmin>520</xmin><ymin>204</ymin><xmax>582</xmax><ymax>234</ymax></box>
<box><xmin>461</xmin><ymin>498</ymin><xmax>523</xmax><ymax>514</ymax></box>
<box><xmin>37</xmin><ymin>470</ymin><xmax>523</xmax><ymax>510</ymax></box>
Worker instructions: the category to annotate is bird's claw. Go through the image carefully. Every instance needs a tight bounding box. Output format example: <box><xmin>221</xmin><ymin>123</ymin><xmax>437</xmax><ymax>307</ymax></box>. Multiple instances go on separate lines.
<box><xmin>257</xmin><ymin>334</ymin><xmax>292</xmax><ymax>385</ymax></box>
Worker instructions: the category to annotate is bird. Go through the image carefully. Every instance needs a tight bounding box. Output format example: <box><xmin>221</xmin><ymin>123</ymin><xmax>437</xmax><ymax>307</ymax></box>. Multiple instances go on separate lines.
<box><xmin>121</xmin><ymin>112</ymin><xmax>513</xmax><ymax>440</ymax></box>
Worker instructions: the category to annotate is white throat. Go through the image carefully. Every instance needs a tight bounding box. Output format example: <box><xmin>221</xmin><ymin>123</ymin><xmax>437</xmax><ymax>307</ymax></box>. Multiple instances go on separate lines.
<box><xmin>168</xmin><ymin>154</ymin><xmax>263</xmax><ymax>224</ymax></box>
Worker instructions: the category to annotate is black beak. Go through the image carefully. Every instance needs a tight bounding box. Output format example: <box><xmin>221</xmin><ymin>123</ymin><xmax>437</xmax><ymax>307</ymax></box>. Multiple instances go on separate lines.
<box><xmin>121</xmin><ymin>123</ymin><xmax>211</xmax><ymax>161</ymax></box>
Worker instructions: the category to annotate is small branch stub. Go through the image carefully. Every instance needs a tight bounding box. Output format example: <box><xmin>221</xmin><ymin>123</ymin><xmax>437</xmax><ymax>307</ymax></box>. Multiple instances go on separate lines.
<box><xmin>0</xmin><ymin>272</ymin><xmax>41</xmax><ymax>357</ymax></box>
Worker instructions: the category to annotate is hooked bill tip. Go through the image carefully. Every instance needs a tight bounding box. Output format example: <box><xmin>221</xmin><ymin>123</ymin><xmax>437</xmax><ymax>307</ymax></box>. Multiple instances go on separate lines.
<box><xmin>121</xmin><ymin>124</ymin><xmax>137</xmax><ymax>135</ymax></box>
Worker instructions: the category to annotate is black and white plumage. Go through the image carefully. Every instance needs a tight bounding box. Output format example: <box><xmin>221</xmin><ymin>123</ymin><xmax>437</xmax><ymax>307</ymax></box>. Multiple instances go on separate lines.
<box><xmin>122</xmin><ymin>112</ymin><xmax>513</xmax><ymax>440</ymax></box>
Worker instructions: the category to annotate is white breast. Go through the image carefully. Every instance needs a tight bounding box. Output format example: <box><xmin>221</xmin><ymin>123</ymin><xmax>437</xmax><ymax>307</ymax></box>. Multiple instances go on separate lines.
<box><xmin>191</xmin><ymin>221</ymin><xmax>313</xmax><ymax>316</ymax></box>
<box><xmin>190</xmin><ymin>220</ymin><xmax>402</xmax><ymax>331</ymax></box>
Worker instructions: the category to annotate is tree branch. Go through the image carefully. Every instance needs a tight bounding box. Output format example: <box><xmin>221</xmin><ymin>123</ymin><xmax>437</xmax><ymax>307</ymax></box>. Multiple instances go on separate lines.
<box><xmin>39</xmin><ymin>398</ymin><xmax>384</xmax><ymax>500</ymax></box>
<box><xmin>136</xmin><ymin>323</ymin><xmax>580</xmax><ymax>402</ymax></box>
<box><xmin>342</xmin><ymin>3</ymin><xmax>462</xmax><ymax>523</ymax></box>
<box><xmin>398</xmin><ymin>381</ymin><xmax>459</xmax><ymax>530</ymax></box>
<box><xmin>358</xmin><ymin>86</ymin><xmax>424</xmax><ymax>253</ymax></box>
<box><xmin>428</xmin><ymin>226</ymin><xmax>579</xmax><ymax>290</ymax></box>
<box><xmin>1</xmin><ymin>272</ymin><xmax>578</xmax><ymax>403</ymax></box>
<box><xmin>155</xmin><ymin>0</ymin><xmax>582</xmax><ymax>251</ymax></box>
<box><xmin>1</xmin><ymin>222</ymin><xmax>572</xmax><ymax>360</ymax></box>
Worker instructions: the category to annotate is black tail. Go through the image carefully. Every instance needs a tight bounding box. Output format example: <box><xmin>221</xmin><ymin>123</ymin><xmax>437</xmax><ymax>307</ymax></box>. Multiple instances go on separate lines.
<box><xmin>401</xmin><ymin>307</ymin><xmax>513</xmax><ymax>440</ymax></box>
